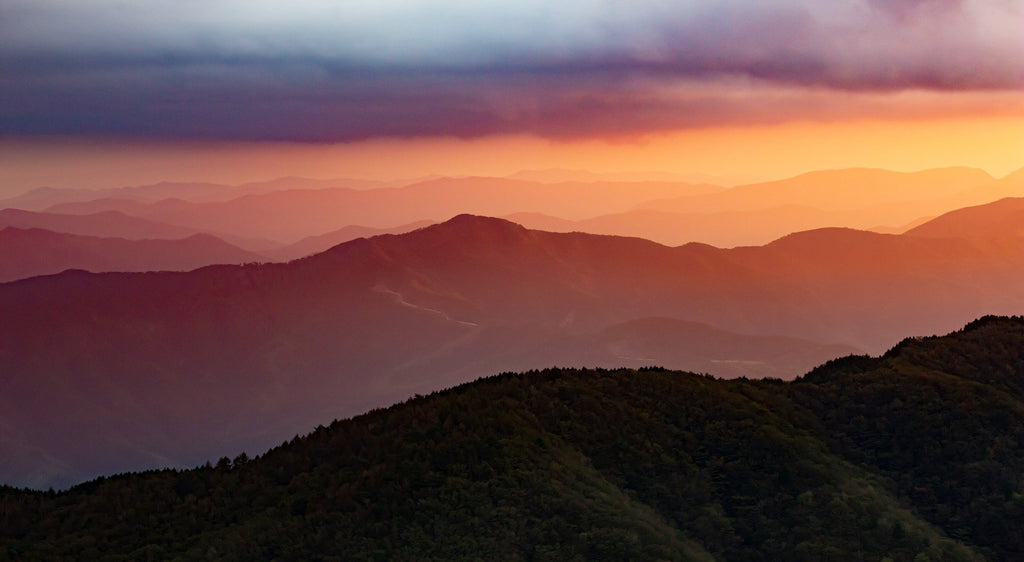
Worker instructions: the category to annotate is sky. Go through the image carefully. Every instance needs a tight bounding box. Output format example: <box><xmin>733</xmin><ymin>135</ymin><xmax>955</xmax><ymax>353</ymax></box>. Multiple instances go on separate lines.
<box><xmin>1</xmin><ymin>0</ymin><xmax>1022</xmax><ymax>194</ymax></box>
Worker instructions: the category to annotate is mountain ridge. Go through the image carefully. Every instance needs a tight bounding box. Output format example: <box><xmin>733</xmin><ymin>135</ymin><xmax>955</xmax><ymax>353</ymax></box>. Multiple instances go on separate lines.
<box><xmin>0</xmin><ymin>227</ymin><xmax>265</xmax><ymax>283</ymax></box>
<box><xmin>41</xmin><ymin>178</ymin><xmax>721</xmax><ymax>242</ymax></box>
<box><xmin>906</xmin><ymin>197</ymin><xmax>1024</xmax><ymax>239</ymax></box>
<box><xmin>635</xmin><ymin>167</ymin><xmax>994</xmax><ymax>213</ymax></box>
<box><xmin>0</xmin><ymin>208</ymin><xmax>278</xmax><ymax>252</ymax></box>
<box><xmin>2</xmin><ymin>213</ymin><xmax>1022</xmax><ymax>489</ymax></box>
<box><xmin>11</xmin><ymin>166</ymin><xmax>1015</xmax><ymax>251</ymax></box>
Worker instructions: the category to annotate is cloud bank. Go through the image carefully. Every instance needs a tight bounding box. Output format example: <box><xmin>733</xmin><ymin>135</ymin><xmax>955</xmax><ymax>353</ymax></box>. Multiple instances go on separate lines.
<box><xmin>2</xmin><ymin>0</ymin><xmax>1021</xmax><ymax>141</ymax></box>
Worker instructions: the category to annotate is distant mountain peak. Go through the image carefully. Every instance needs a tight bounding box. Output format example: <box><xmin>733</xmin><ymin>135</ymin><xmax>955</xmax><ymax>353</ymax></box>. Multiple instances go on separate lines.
<box><xmin>445</xmin><ymin>213</ymin><xmax>525</xmax><ymax>228</ymax></box>
<box><xmin>408</xmin><ymin>214</ymin><xmax>533</xmax><ymax>245</ymax></box>
<box><xmin>766</xmin><ymin>226</ymin><xmax>883</xmax><ymax>246</ymax></box>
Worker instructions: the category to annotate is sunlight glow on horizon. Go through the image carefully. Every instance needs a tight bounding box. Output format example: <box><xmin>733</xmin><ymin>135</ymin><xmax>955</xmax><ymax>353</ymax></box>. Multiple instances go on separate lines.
<box><xmin>1</xmin><ymin>114</ymin><xmax>1022</xmax><ymax>197</ymax></box>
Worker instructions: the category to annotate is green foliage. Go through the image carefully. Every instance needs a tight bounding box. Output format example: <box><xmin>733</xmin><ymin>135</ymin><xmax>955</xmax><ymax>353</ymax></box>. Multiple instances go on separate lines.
<box><xmin>2</xmin><ymin>317</ymin><xmax>1024</xmax><ymax>560</ymax></box>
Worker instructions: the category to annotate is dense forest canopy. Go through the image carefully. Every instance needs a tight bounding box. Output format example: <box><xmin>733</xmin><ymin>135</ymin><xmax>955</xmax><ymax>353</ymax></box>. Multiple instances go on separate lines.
<box><xmin>2</xmin><ymin>316</ymin><xmax>1023</xmax><ymax>561</ymax></box>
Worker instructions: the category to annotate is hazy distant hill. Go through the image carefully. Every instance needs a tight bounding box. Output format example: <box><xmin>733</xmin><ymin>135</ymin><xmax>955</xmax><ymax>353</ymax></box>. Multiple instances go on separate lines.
<box><xmin>1</xmin><ymin>215</ymin><xmax>1022</xmax><ymax>489</ymax></box>
<box><xmin>22</xmin><ymin>167</ymin><xmax>1017</xmax><ymax>248</ymax></box>
<box><xmin>0</xmin><ymin>208</ymin><xmax>199</xmax><ymax>239</ymax></box>
<box><xmin>44</xmin><ymin>178</ymin><xmax>723</xmax><ymax>242</ymax></box>
<box><xmin>503</xmin><ymin>168</ymin><xmax>1007</xmax><ymax>247</ymax></box>
<box><xmin>507</xmin><ymin>167</ymin><xmax>739</xmax><ymax>185</ymax></box>
<box><xmin>0</xmin><ymin>177</ymin><xmax>391</xmax><ymax>210</ymax></box>
<box><xmin>506</xmin><ymin>205</ymin><xmax>922</xmax><ymax>248</ymax></box>
<box><xmin>906</xmin><ymin>197</ymin><xmax>1024</xmax><ymax>239</ymax></box>
<box><xmin>636</xmin><ymin>167</ymin><xmax>993</xmax><ymax>213</ymax></box>
<box><xmin>2</xmin><ymin>317</ymin><xmax>1022</xmax><ymax>560</ymax></box>
<box><xmin>266</xmin><ymin>220</ymin><xmax>435</xmax><ymax>261</ymax></box>
<box><xmin>0</xmin><ymin>228</ymin><xmax>265</xmax><ymax>282</ymax></box>
<box><xmin>0</xmin><ymin>208</ymin><xmax>279</xmax><ymax>252</ymax></box>
<box><xmin>955</xmin><ymin>167</ymin><xmax>1024</xmax><ymax>204</ymax></box>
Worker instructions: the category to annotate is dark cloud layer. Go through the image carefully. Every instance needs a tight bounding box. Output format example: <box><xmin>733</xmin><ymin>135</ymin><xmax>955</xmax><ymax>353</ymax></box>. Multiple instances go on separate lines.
<box><xmin>1</xmin><ymin>0</ymin><xmax>1021</xmax><ymax>141</ymax></box>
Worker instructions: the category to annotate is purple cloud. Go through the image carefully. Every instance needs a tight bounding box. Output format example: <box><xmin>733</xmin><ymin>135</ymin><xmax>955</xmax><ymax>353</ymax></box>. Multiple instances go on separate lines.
<box><xmin>1</xmin><ymin>0</ymin><xmax>1020</xmax><ymax>141</ymax></box>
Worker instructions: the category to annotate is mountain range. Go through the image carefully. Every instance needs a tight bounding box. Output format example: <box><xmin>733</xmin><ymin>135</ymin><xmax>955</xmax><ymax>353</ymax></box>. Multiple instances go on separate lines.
<box><xmin>2</xmin><ymin>197</ymin><xmax>1022</xmax><ymax>489</ymax></box>
<box><xmin>0</xmin><ymin>208</ymin><xmax>278</xmax><ymax>252</ymax></box>
<box><xmin>635</xmin><ymin>167</ymin><xmax>995</xmax><ymax>213</ymax></box>
<box><xmin>507</xmin><ymin>167</ymin><xmax>1023</xmax><ymax>247</ymax></box>
<box><xmin>40</xmin><ymin>178</ymin><xmax>723</xmax><ymax>242</ymax></box>
<box><xmin>0</xmin><ymin>177</ymin><xmax>394</xmax><ymax>211</ymax></box>
<box><xmin>0</xmin><ymin>228</ymin><xmax>263</xmax><ymax>283</ymax></box>
<box><xmin>9</xmin><ymin>167</ymin><xmax>1016</xmax><ymax>251</ymax></box>
<box><xmin>504</xmin><ymin>205</ymin><xmax>924</xmax><ymax>248</ymax></box>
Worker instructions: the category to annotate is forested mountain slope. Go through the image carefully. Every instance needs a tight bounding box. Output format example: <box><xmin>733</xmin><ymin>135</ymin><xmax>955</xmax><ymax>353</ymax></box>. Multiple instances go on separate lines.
<box><xmin>2</xmin><ymin>317</ymin><xmax>1022</xmax><ymax>561</ymax></box>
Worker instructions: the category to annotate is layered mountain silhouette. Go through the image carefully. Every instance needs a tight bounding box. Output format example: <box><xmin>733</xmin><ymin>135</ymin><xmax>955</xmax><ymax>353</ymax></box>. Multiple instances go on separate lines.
<box><xmin>507</xmin><ymin>167</ymin><xmax>741</xmax><ymax>185</ymax></box>
<box><xmin>0</xmin><ymin>208</ymin><xmax>277</xmax><ymax>252</ymax></box>
<box><xmin>42</xmin><ymin>178</ymin><xmax>722</xmax><ymax>242</ymax></box>
<box><xmin>0</xmin><ymin>177</ymin><xmax>392</xmax><ymax>211</ymax></box>
<box><xmin>956</xmin><ymin>167</ymin><xmax>1024</xmax><ymax>204</ymax></box>
<box><xmin>506</xmin><ymin>167</ymin><xmax>1020</xmax><ymax>247</ymax></box>
<box><xmin>635</xmin><ymin>167</ymin><xmax>994</xmax><ymax>213</ymax></box>
<box><xmin>11</xmin><ymin>167</ymin><xmax>1019</xmax><ymax>251</ymax></box>
<box><xmin>0</xmin><ymin>208</ymin><xmax>202</xmax><ymax>239</ymax></box>
<box><xmin>505</xmin><ymin>205</ymin><xmax>923</xmax><ymax>248</ymax></box>
<box><xmin>2</xmin><ymin>214</ymin><xmax>1022</xmax><ymax>489</ymax></box>
<box><xmin>2</xmin><ymin>317</ymin><xmax>1022</xmax><ymax>560</ymax></box>
<box><xmin>0</xmin><ymin>228</ymin><xmax>265</xmax><ymax>283</ymax></box>
<box><xmin>906</xmin><ymin>197</ymin><xmax>1024</xmax><ymax>239</ymax></box>
<box><xmin>265</xmin><ymin>220</ymin><xmax>435</xmax><ymax>261</ymax></box>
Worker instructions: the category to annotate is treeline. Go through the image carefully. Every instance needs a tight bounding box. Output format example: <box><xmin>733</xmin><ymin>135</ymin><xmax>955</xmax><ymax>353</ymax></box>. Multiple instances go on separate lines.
<box><xmin>2</xmin><ymin>316</ymin><xmax>1023</xmax><ymax>561</ymax></box>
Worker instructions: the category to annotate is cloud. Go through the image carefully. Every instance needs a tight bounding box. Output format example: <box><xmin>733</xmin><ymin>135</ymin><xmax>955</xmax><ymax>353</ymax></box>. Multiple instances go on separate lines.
<box><xmin>1</xmin><ymin>0</ymin><xmax>1021</xmax><ymax>141</ymax></box>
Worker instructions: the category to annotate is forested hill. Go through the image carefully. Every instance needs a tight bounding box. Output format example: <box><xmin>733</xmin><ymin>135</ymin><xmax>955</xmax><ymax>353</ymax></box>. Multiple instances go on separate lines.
<box><xmin>3</xmin><ymin>317</ymin><xmax>1023</xmax><ymax>561</ymax></box>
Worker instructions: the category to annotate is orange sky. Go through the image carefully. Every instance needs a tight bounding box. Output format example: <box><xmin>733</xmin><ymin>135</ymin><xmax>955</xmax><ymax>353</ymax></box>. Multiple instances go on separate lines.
<box><xmin>2</xmin><ymin>113</ymin><xmax>1022</xmax><ymax>196</ymax></box>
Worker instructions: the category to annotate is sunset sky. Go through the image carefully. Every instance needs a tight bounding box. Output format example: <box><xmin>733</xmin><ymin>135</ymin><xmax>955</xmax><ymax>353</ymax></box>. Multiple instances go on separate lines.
<box><xmin>1</xmin><ymin>0</ymin><xmax>1022</xmax><ymax>194</ymax></box>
